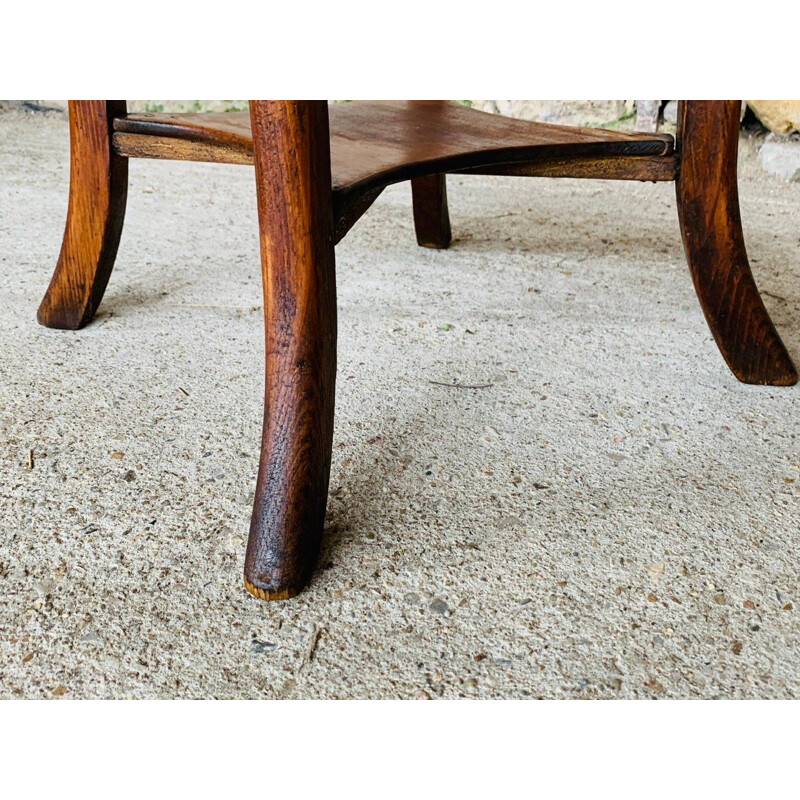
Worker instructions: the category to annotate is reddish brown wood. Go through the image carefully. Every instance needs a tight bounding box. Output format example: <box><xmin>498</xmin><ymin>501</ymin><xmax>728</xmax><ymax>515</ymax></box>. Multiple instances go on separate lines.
<box><xmin>114</xmin><ymin>102</ymin><xmax>675</xmax><ymax>244</ymax></box>
<box><xmin>39</xmin><ymin>98</ymin><xmax>798</xmax><ymax>603</ymax></box>
<box><xmin>38</xmin><ymin>101</ymin><xmax>128</xmax><ymax>329</ymax></box>
<box><xmin>411</xmin><ymin>174</ymin><xmax>452</xmax><ymax>248</ymax></box>
<box><xmin>244</xmin><ymin>101</ymin><xmax>337</xmax><ymax>601</ymax></box>
<box><xmin>676</xmin><ymin>101</ymin><xmax>797</xmax><ymax>385</ymax></box>
<box><xmin>113</xmin><ymin>101</ymin><xmax>674</xmax><ymax>193</ymax></box>
<box><xmin>332</xmin><ymin>186</ymin><xmax>384</xmax><ymax>245</ymax></box>
<box><xmin>113</xmin><ymin>130</ymin><xmax>252</xmax><ymax>165</ymax></box>
<box><xmin>458</xmin><ymin>153</ymin><xmax>678</xmax><ymax>181</ymax></box>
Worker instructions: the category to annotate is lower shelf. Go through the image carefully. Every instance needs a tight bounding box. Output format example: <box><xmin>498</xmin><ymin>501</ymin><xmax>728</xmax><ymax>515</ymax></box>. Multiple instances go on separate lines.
<box><xmin>113</xmin><ymin>101</ymin><xmax>677</xmax><ymax>197</ymax></box>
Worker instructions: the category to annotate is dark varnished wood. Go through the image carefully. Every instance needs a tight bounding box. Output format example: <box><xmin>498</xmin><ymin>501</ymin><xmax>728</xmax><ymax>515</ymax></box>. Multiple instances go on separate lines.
<box><xmin>332</xmin><ymin>186</ymin><xmax>384</xmax><ymax>245</ymax></box>
<box><xmin>676</xmin><ymin>101</ymin><xmax>797</xmax><ymax>385</ymax></box>
<box><xmin>39</xmin><ymin>99</ymin><xmax>797</xmax><ymax>603</ymax></box>
<box><xmin>113</xmin><ymin>101</ymin><xmax>675</xmax><ymax>238</ymax></box>
<box><xmin>38</xmin><ymin>101</ymin><xmax>128</xmax><ymax>329</ymax></box>
<box><xmin>412</xmin><ymin>174</ymin><xmax>452</xmax><ymax>248</ymax></box>
<box><xmin>113</xmin><ymin>102</ymin><xmax>674</xmax><ymax>187</ymax></box>
<box><xmin>244</xmin><ymin>101</ymin><xmax>338</xmax><ymax>600</ymax></box>
<box><xmin>458</xmin><ymin>153</ymin><xmax>678</xmax><ymax>181</ymax></box>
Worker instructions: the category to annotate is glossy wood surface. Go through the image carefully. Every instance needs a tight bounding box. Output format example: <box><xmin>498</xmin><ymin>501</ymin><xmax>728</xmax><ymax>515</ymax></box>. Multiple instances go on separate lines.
<box><xmin>244</xmin><ymin>101</ymin><xmax>338</xmax><ymax>600</ymax></box>
<box><xmin>38</xmin><ymin>99</ymin><xmax>797</xmax><ymax>603</ymax></box>
<box><xmin>458</xmin><ymin>153</ymin><xmax>677</xmax><ymax>181</ymax></box>
<box><xmin>676</xmin><ymin>101</ymin><xmax>797</xmax><ymax>385</ymax></box>
<box><xmin>38</xmin><ymin>100</ymin><xmax>128</xmax><ymax>329</ymax></box>
<box><xmin>114</xmin><ymin>101</ymin><xmax>674</xmax><ymax>195</ymax></box>
<box><xmin>114</xmin><ymin>101</ymin><xmax>675</xmax><ymax>242</ymax></box>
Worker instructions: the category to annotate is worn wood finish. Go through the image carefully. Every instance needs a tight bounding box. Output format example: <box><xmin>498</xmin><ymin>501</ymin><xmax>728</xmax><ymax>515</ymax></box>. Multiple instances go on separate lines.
<box><xmin>114</xmin><ymin>101</ymin><xmax>674</xmax><ymax>188</ymax></box>
<box><xmin>114</xmin><ymin>102</ymin><xmax>675</xmax><ymax>243</ymax></box>
<box><xmin>113</xmin><ymin>131</ymin><xmax>252</xmax><ymax>165</ymax></box>
<box><xmin>114</xmin><ymin>112</ymin><xmax>254</xmax><ymax>164</ymax></box>
<box><xmin>244</xmin><ymin>101</ymin><xmax>337</xmax><ymax>601</ymax></box>
<box><xmin>411</xmin><ymin>174</ymin><xmax>452</xmax><ymax>248</ymax></box>
<box><xmin>458</xmin><ymin>153</ymin><xmax>678</xmax><ymax>182</ymax></box>
<box><xmin>40</xmin><ymin>98</ymin><xmax>797</xmax><ymax>603</ymax></box>
<box><xmin>676</xmin><ymin>101</ymin><xmax>797</xmax><ymax>385</ymax></box>
<box><xmin>38</xmin><ymin>101</ymin><xmax>128</xmax><ymax>329</ymax></box>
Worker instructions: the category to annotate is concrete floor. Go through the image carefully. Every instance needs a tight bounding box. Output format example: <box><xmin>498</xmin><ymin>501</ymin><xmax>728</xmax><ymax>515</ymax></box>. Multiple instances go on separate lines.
<box><xmin>1</xmin><ymin>110</ymin><xmax>798</xmax><ymax>699</ymax></box>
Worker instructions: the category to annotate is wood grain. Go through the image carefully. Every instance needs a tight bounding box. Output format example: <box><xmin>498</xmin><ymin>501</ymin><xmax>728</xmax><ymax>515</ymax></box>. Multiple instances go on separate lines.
<box><xmin>676</xmin><ymin>101</ymin><xmax>797</xmax><ymax>385</ymax></box>
<box><xmin>114</xmin><ymin>101</ymin><xmax>675</xmax><ymax>243</ymax></box>
<box><xmin>113</xmin><ymin>131</ymin><xmax>252</xmax><ymax>165</ymax></box>
<box><xmin>113</xmin><ymin>101</ymin><xmax>674</xmax><ymax>192</ymax></box>
<box><xmin>38</xmin><ymin>100</ymin><xmax>128</xmax><ymax>329</ymax></box>
<box><xmin>457</xmin><ymin>153</ymin><xmax>678</xmax><ymax>181</ymax></box>
<box><xmin>41</xmin><ymin>98</ymin><xmax>797</xmax><ymax>604</ymax></box>
<box><xmin>244</xmin><ymin>101</ymin><xmax>338</xmax><ymax>600</ymax></box>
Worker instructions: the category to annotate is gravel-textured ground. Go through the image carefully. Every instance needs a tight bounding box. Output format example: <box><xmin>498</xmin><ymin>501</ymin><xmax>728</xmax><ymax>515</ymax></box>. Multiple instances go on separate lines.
<box><xmin>1</xmin><ymin>109</ymin><xmax>798</xmax><ymax>699</ymax></box>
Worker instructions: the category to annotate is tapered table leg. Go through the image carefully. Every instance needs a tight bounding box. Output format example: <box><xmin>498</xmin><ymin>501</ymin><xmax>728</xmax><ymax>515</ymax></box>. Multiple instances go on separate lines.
<box><xmin>244</xmin><ymin>101</ymin><xmax>338</xmax><ymax>600</ymax></box>
<box><xmin>676</xmin><ymin>101</ymin><xmax>796</xmax><ymax>385</ymax></box>
<box><xmin>38</xmin><ymin>100</ymin><xmax>128</xmax><ymax>330</ymax></box>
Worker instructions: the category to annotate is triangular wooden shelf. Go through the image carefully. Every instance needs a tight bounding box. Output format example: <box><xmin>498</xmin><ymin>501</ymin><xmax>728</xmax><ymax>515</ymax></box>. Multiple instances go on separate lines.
<box><xmin>114</xmin><ymin>102</ymin><xmax>675</xmax><ymax>188</ymax></box>
<box><xmin>113</xmin><ymin>101</ymin><xmax>677</xmax><ymax>243</ymax></box>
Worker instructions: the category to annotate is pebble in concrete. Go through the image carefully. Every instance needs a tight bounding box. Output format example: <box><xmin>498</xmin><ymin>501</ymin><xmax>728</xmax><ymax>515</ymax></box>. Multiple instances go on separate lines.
<box><xmin>759</xmin><ymin>137</ymin><xmax>800</xmax><ymax>182</ymax></box>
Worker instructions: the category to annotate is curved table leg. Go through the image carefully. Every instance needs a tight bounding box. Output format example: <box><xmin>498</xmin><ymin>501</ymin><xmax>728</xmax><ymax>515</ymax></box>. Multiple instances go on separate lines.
<box><xmin>411</xmin><ymin>173</ymin><xmax>452</xmax><ymax>248</ymax></box>
<box><xmin>38</xmin><ymin>101</ymin><xmax>128</xmax><ymax>330</ymax></box>
<box><xmin>676</xmin><ymin>100</ymin><xmax>796</xmax><ymax>385</ymax></box>
<box><xmin>245</xmin><ymin>101</ymin><xmax>337</xmax><ymax>600</ymax></box>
